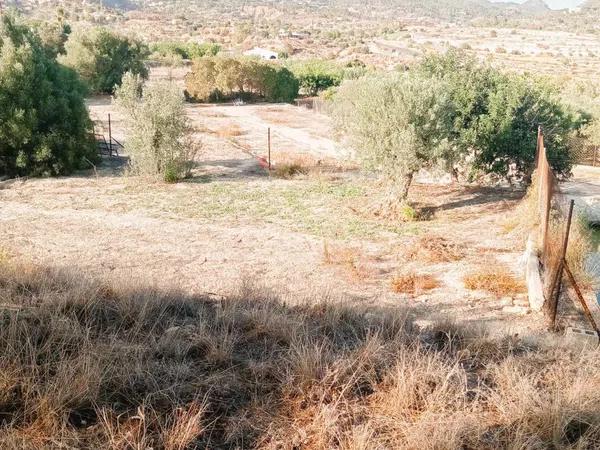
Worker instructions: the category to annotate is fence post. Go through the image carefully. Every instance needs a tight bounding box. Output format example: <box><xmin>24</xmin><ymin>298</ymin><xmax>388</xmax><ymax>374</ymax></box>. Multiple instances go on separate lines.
<box><xmin>546</xmin><ymin>199</ymin><xmax>575</xmax><ymax>330</ymax></box>
<box><xmin>563</xmin><ymin>261</ymin><xmax>600</xmax><ymax>340</ymax></box>
<box><xmin>268</xmin><ymin>127</ymin><xmax>271</xmax><ymax>170</ymax></box>
<box><xmin>108</xmin><ymin>113</ymin><xmax>113</xmax><ymax>157</ymax></box>
<box><xmin>534</xmin><ymin>125</ymin><xmax>541</xmax><ymax>168</ymax></box>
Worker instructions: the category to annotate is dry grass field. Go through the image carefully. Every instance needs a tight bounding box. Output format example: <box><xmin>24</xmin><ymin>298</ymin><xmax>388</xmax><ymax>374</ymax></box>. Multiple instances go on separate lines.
<box><xmin>1</xmin><ymin>258</ymin><xmax>600</xmax><ymax>448</ymax></box>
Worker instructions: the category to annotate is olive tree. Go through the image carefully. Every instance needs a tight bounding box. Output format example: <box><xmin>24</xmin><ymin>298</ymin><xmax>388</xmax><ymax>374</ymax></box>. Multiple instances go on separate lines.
<box><xmin>60</xmin><ymin>27</ymin><xmax>149</xmax><ymax>94</ymax></box>
<box><xmin>332</xmin><ymin>73</ymin><xmax>454</xmax><ymax>200</ymax></box>
<box><xmin>114</xmin><ymin>73</ymin><xmax>199</xmax><ymax>182</ymax></box>
<box><xmin>0</xmin><ymin>14</ymin><xmax>95</xmax><ymax>178</ymax></box>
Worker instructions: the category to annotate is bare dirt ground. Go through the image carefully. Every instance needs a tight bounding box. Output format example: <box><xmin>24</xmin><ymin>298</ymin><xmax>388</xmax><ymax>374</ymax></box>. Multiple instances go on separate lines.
<box><xmin>0</xmin><ymin>171</ymin><xmax>535</xmax><ymax>329</ymax></box>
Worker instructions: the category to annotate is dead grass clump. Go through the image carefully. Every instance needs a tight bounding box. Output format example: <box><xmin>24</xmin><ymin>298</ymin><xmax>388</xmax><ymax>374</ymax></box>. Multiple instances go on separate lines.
<box><xmin>404</xmin><ymin>235</ymin><xmax>465</xmax><ymax>263</ymax></box>
<box><xmin>271</xmin><ymin>151</ymin><xmax>357</xmax><ymax>179</ymax></box>
<box><xmin>391</xmin><ymin>272</ymin><xmax>441</xmax><ymax>295</ymax></box>
<box><xmin>368</xmin><ymin>195</ymin><xmax>430</xmax><ymax>223</ymax></box>
<box><xmin>215</xmin><ymin>123</ymin><xmax>245</xmax><ymax>138</ymax></box>
<box><xmin>2</xmin><ymin>260</ymin><xmax>600</xmax><ymax>449</ymax></box>
<box><xmin>502</xmin><ymin>173</ymin><xmax>539</xmax><ymax>239</ymax></box>
<box><xmin>323</xmin><ymin>241</ymin><xmax>373</xmax><ymax>281</ymax></box>
<box><xmin>544</xmin><ymin>215</ymin><xmax>594</xmax><ymax>291</ymax></box>
<box><xmin>463</xmin><ymin>265</ymin><xmax>526</xmax><ymax>297</ymax></box>
<box><xmin>272</xmin><ymin>162</ymin><xmax>308</xmax><ymax>179</ymax></box>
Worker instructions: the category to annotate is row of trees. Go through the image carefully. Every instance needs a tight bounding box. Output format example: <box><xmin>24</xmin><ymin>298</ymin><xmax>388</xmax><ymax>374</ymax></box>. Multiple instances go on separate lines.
<box><xmin>150</xmin><ymin>41</ymin><xmax>221</xmax><ymax>61</ymax></box>
<box><xmin>285</xmin><ymin>59</ymin><xmax>369</xmax><ymax>96</ymax></box>
<box><xmin>332</xmin><ymin>50</ymin><xmax>582</xmax><ymax>200</ymax></box>
<box><xmin>185</xmin><ymin>57</ymin><xmax>299</xmax><ymax>103</ymax></box>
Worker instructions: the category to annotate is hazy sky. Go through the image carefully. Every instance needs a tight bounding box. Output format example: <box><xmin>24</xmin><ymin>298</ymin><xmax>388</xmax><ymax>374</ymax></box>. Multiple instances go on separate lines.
<box><xmin>490</xmin><ymin>0</ymin><xmax>587</xmax><ymax>9</ymax></box>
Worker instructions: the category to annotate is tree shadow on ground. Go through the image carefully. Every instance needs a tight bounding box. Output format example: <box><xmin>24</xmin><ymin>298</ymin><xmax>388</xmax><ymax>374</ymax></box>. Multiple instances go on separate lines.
<box><xmin>1</xmin><ymin>260</ymin><xmax>599</xmax><ymax>449</ymax></box>
<box><xmin>190</xmin><ymin>158</ymin><xmax>268</xmax><ymax>182</ymax></box>
<box><xmin>412</xmin><ymin>184</ymin><xmax>525</xmax><ymax>219</ymax></box>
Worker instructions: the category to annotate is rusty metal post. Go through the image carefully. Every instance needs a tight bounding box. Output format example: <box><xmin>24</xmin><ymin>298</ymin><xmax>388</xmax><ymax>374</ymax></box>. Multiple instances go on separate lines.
<box><xmin>546</xmin><ymin>199</ymin><xmax>575</xmax><ymax>330</ymax></box>
<box><xmin>534</xmin><ymin>125</ymin><xmax>541</xmax><ymax>168</ymax></box>
<box><xmin>563</xmin><ymin>261</ymin><xmax>600</xmax><ymax>341</ymax></box>
<box><xmin>268</xmin><ymin>127</ymin><xmax>271</xmax><ymax>170</ymax></box>
<box><xmin>108</xmin><ymin>113</ymin><xmax>113</xmax><ymax>157</ymax></box>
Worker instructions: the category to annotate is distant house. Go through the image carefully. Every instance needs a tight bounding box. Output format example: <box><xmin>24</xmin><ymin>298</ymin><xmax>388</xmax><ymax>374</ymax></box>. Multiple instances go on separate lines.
<box><xmin>243</xmin><ymin>47</ymin><xmax>278</xmax><ymax>60</ymax></box>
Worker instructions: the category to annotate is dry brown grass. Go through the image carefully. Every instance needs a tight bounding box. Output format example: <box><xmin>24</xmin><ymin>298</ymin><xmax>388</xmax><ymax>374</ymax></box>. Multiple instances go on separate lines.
<box><xmin>2</xmin><ymin>259</ymin><xmax>600</xmax><ymax>449</ymax></box>
<box><xmin>271</xmin><ymin>151</ymin><xmax>356</xmax><ymax>179</ymax></box>
<box><xmin>391</xmin><ymin>272</ymin><xmax>441</xmax><ymax>295</ymax></box>
<box><xmin>544</xmin><ymin>214</ymin><xmax>594</xmax><ymax>292</ymax></box>
<box><xmin>272</xmin><ymin>162</ymin><xmax>309</xmax><ymax>179</ymax></box>
<box><xmin>323</xmin><ymin>241</ymin><xmax>373</xmax><ymax>281</ymax></box>
<box><xmin>404</xmin><ymin>235</ymin><xmax>465</xmax><ymax>263</ymax></box>
<box><xmin>463</xmin><ymin>265</ymin><xmax>527</xmax><ymax>297</ymax></box>
<box><xmin>215</xmin><ymin>123</ymin><xmax>245</xmax><ymax>138</ymax></box>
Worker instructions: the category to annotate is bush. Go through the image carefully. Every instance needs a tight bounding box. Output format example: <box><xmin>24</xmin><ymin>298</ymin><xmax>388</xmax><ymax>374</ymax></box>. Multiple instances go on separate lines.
<box><xmin>114</xmin><ymin>73</ymin><xmax>199</xmax><ymax>182</ymax></box>
<box><xmin>32</xmin><ymin>19</ymin><xmax>71</xmax><ymax>57</ymax></box>
<box><xmin>0</xmin><ymin>15</ymin><xmax>96</xmax><ymax>178</ymax></box>
<box><xmin>150</xmin><ymin>41</ymin><xmax>221</xmax><ymax>61</ymax></box>
<box><xmin>286</xmin><ymin>59</ymin><xmax>344</xmax><ymax>96</ymax></box>
<box><xmin>60</xmin><ymin>27</ymin><xmax>149</xmax><ymax>94</ymax></box>
<box><xmin>418</xmin><ymin>50</ymin><xmax>580</xmax><ymax>180</ymax></box>
<box><xmin>185</xmin><ymin>56</ymin><xmax>299</xmax><ymax>103</ymax></box>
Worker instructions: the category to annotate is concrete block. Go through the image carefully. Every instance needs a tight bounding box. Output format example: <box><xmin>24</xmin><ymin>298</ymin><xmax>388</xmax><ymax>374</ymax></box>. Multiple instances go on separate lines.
<box><xmin>524</xmin><ymin>237</ymin><xmax>544</xmax><ymax>312</ymax></box>
<box><xmin>502</xmin><ymin>305</ymin><xmax>530</xmax><ymax>316</ymax></box>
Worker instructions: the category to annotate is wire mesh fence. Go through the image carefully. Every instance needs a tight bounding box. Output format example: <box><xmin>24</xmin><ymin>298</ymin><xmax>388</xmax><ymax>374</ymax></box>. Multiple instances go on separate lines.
<box><xmin>534</xmin><ymin>128</ymin><xmax>600</xmax><ymax>335</ymax></box>
<box><xmin>570</xmin><ymin>138</ymin><xmax>600</xmax><ymax>167</ymax></box>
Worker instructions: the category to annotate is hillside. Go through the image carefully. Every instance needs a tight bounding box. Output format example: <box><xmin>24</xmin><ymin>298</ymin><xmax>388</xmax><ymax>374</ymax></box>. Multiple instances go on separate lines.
<box><xmin>0</xmin><ymin>0</ymin><xmax>566</xmax><ymax>21</ymax></box>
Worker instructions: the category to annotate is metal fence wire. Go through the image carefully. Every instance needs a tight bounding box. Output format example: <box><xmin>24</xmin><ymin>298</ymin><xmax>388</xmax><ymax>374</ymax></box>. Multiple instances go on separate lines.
<box><xmin>535</xmin><ymin>127</ymin><xmax>600</xmax><ymax>336</ymax></box>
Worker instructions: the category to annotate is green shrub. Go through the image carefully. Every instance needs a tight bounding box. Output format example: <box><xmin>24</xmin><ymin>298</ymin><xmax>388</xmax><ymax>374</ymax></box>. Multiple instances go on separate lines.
<box><xmin>60</xmin><ymin>27</ymin><xmax>149</xmax><ymax>94</ymax></box>
<box><xmin>286</xmin><ymin>59</ymin><xmax>344</xmax><ymax>96</ymax></box>
<box><xmin>114</xmin><ymin>73</ymin><xmax>200</xmax><ymax>182</ymax></box>
<box><xmin>0</xmin><ymin>15</ymin><xmax>96</xmax><ymax>178</ymax></box>
<box><xmin>419</xmin><ymin>50</ymin><xmax>581</xmax><ymax>180</ymax></box>
<box><xmin>150</xmin><ymin>41</ymin><xmax>221</xmax><ymax>61</ymax></box>
<box><xmin>32</xmin><ymin>20</ymin><xmax>71</xmax><ymax>57</ymax></box>
<box><xmin>185</xmin><ymin>56</ymin><xmax>299</xmax><ymax>103</ymax></box>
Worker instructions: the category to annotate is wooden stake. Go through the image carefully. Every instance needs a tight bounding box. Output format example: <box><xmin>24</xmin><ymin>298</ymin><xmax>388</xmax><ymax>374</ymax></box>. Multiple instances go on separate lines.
<box><xmin>268</xmin><ymin>127</ymin><xmax>271</xmax><ymax>170</ymax></box>
<box><xmin>108</xmin><ymin>113</ymin><xmax>113</xmax><ymax>157</ymax></box>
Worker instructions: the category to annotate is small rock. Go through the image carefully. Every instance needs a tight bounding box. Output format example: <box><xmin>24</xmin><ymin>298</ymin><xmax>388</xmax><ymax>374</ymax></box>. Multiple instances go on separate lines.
<box><xmin>502</xmin><ymin>305</ymin><xmax>530</xmax><ymax>316</ymax></box>
<box><xmin>413</xmin><ymin>319</ymin><xmax>434</xmax><ymax>331</ymax></box>
<box><xmin>499</xmin><ymin>297</ymin><xmax>514</xmax><ymax>307</ymax></box>
<box><xmin>513</xmin><ymin>297</ymin><xmax>530</xmax><ymax>307</ymax></box>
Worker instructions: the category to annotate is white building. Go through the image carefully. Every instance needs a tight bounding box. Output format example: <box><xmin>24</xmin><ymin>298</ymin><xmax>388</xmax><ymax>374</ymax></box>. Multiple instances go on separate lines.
<box><xmin>243</xmin><ymin>47</ymin><xmax>278</xmax><ymax>60</ymax></box>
